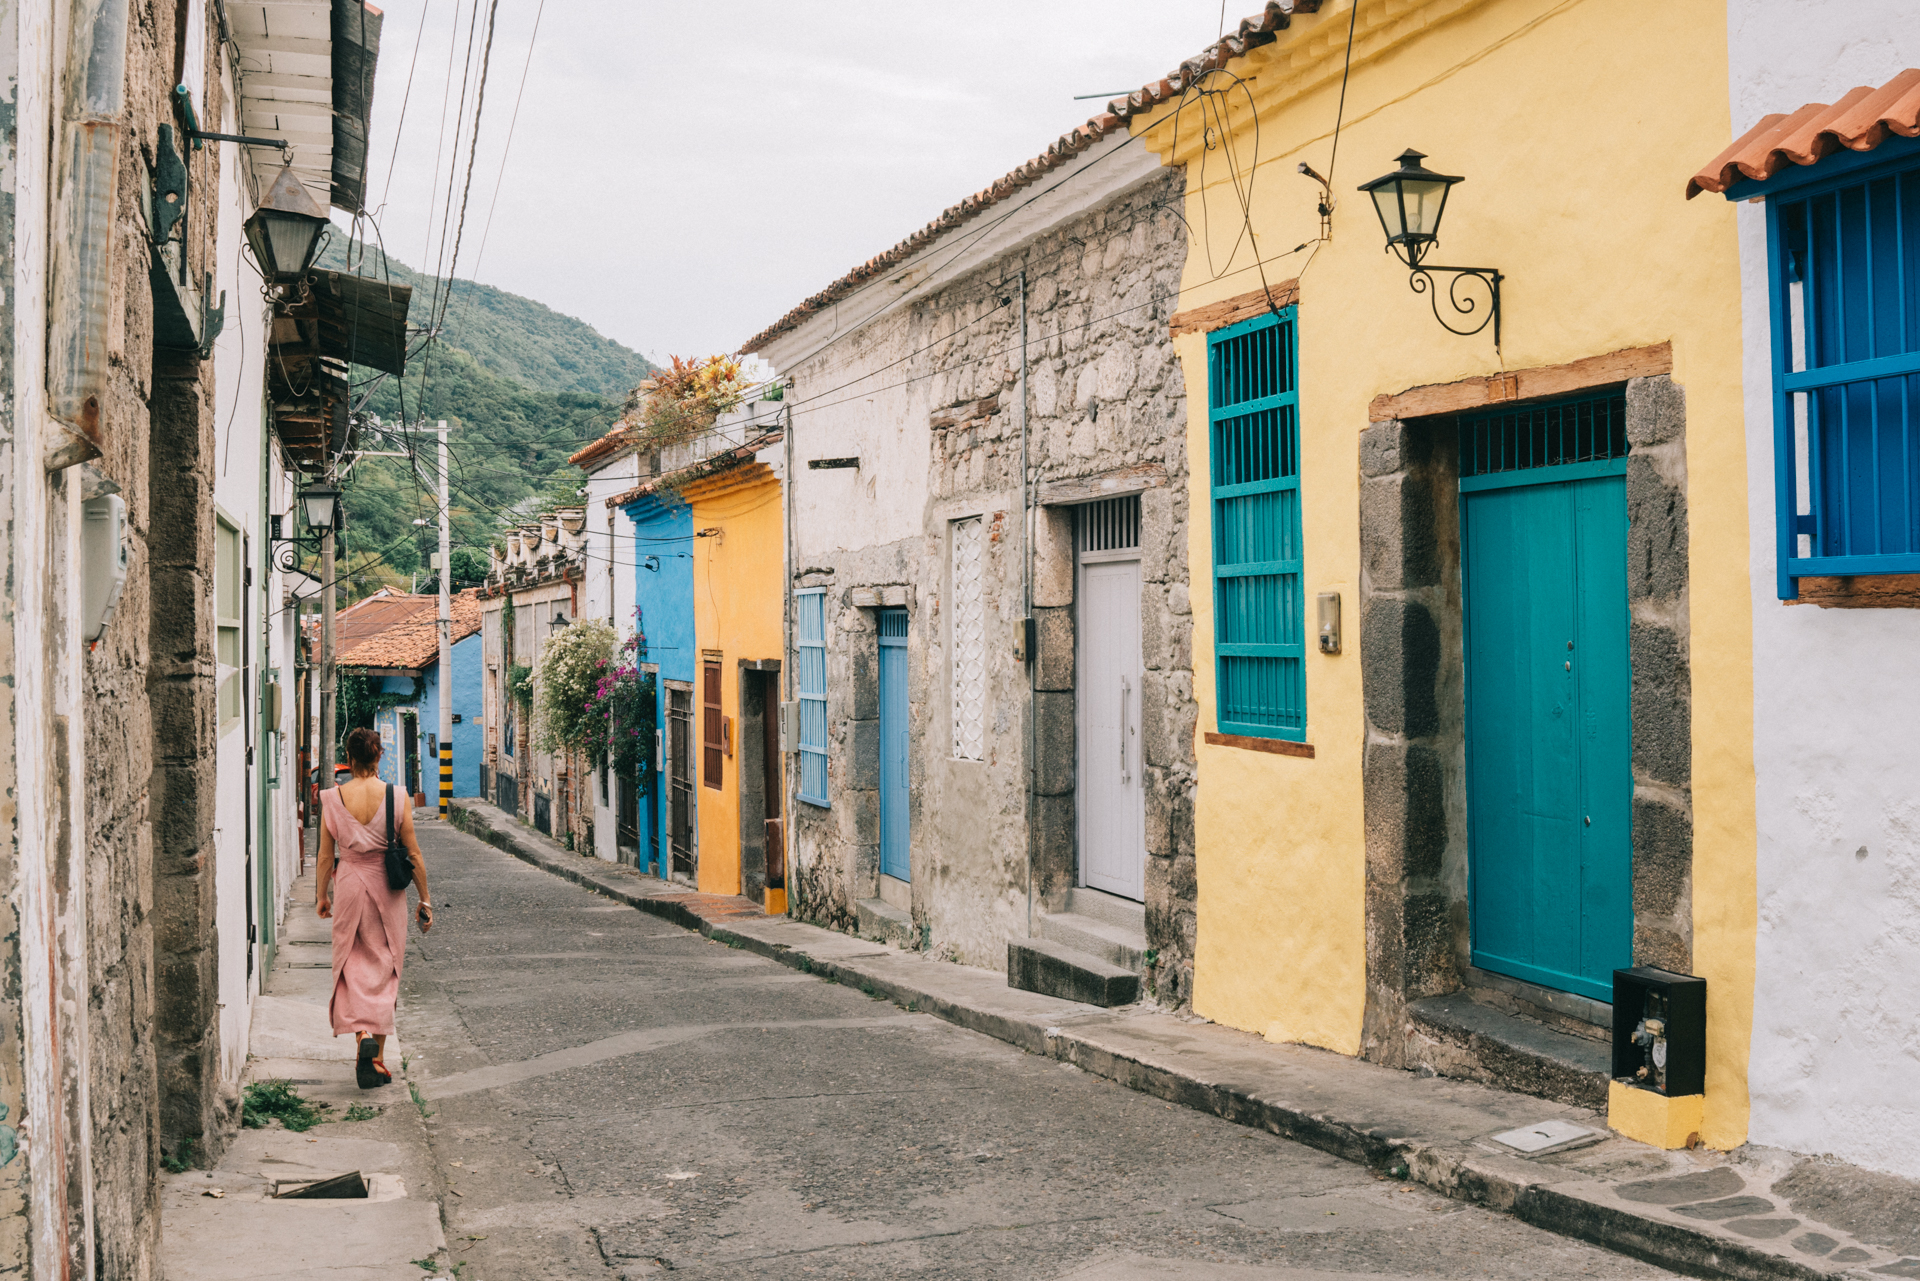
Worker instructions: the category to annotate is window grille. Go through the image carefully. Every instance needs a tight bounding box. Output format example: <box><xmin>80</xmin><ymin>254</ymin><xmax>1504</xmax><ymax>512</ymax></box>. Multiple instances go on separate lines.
<box><xmin>701</xmin><ymin>662</ymin><xmax>723</xmax><ymax>790</ymax></box>
<box><xmin>795</xmin><ymin>589</ymin><xmax>829</xmax><ymax>806</ymax></box>
<box><xmin>1457</xmin><ymin>394</ymin><xmax>1628</xmax><ymax>478</ymax></box>
<box><xmin>1209</xmin><ymin>308</ymin><xmax>1305</xmax><ymax>741</ymax></box>
<box><xmin>1766</xmin><ymin>158</ymin><xmax>1920</xmax><ymax>597</ymax></box>
<box><xmin>951</xmin><ymin>517</ymin><xmax>987</xmax><ymax>760</ymax></box>
<box><xmin>1077</xmin><ymin>495</ymin><xmax>1141</xmax><ymax>554</ymax></box>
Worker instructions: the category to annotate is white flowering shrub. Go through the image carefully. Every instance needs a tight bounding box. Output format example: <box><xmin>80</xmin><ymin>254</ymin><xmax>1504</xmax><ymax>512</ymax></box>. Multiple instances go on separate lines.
<box><xmin>532</xmin><ymin>618</ymin><xmax>616</xmax><ymax>756</ymax></box>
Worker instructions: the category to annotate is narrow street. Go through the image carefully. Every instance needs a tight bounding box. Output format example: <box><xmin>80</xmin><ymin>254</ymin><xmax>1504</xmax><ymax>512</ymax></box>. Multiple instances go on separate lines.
<box><xmin>401</xmin><ymin>820</ymin><xmax>1674</xmax><ymax>1280</ymax></box>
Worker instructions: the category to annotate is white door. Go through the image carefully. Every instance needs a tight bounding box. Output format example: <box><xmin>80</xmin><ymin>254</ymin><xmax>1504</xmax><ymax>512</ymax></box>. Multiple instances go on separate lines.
<box><xmin>1078</xmin><ymin>554</ymin><xmax>1145</xmax><ymax>900</ymax></box>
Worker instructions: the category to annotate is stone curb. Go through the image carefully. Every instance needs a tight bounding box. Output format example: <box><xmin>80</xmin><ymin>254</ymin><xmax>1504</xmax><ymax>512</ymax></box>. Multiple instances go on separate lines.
<box><xmin>445</xmin><ymin>801</ymin><xmax>1894</xmax><ymax>1281</ymax></box>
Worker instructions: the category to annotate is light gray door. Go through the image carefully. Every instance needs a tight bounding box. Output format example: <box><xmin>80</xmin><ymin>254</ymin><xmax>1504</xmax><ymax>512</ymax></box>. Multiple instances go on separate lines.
<box><xmin>1077</xmin><ymin>499</ymin><xmax>1145</xmax><ymax>901</ymax></box>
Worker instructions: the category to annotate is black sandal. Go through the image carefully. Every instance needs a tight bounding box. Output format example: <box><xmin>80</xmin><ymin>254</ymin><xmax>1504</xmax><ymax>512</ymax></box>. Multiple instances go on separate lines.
<box><xmin>355</xmin><ymin>1034</ymin><xmax>390</xmax><ymax>1089</ymax></box>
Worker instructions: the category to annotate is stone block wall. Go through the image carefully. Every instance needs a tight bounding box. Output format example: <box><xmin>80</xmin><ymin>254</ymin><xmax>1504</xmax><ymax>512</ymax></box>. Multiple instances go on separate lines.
<box><xmin>787</xmin><ymin>165</ymin><xmax>1198</xmax><ymax>1003</ymax></box>
<box><xmin>1356</xmin><ymin>374</ymin><xmax>1695</xmax><ymax>1069</ymax></box>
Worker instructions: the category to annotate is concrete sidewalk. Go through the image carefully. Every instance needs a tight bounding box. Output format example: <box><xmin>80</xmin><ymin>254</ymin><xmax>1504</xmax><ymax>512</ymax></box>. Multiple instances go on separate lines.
<box><xmin>451</xmin><ymin>798</ymin><xmax>1920</xmax><ymax>1281</ymax></box>
<box><xmin>160</xmin><ymin>855</ymin><xmax>453</xmax><ymax>1280</ymax></box>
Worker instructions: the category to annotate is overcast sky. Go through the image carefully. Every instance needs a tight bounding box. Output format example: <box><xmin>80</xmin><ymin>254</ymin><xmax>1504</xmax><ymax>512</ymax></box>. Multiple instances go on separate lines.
<box><xmin>357</xmin><ymin>2</ymin><xmax>1226</xmax><ymax>365</ymax></box>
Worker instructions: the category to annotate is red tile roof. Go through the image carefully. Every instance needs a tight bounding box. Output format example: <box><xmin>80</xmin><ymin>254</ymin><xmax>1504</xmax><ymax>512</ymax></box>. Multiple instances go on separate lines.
<box><xmin>337</xmin><ymin>589</ymin><xmax>484</xmax><ymax>672</ymax></box>
<box><xmin>569</xmin><ymin>422</ymin><xmax>635</xmax><ymax>470</ymax></box>
<box><xmin>1688</xmin><ymin>68</ymin><xmax>1920</xmax><ymax>198</ymax></box>
<box><xmin>736</xmin><ymin>2</ymin><xmax>1315</xmax><ymax>355</ymax></box>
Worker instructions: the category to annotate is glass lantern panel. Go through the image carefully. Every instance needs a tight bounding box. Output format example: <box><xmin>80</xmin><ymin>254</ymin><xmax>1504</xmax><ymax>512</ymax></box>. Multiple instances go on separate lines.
<box><xmin>1398</xmin><ymin>177</ymin><xmax>1451</xmax><ymax>239</ymax></box>
<box><xmin>1370</xmin><ymin>185</ymin><xmax>1407</xmax><ymax>239</ymax></box>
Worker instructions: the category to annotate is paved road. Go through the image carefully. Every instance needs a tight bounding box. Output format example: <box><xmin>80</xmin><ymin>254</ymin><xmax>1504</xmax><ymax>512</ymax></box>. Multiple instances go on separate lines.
<box><xmin>401</xmin><ymin>819</ymin><xmax>1676</xmax><ymax>1281</ymax></box>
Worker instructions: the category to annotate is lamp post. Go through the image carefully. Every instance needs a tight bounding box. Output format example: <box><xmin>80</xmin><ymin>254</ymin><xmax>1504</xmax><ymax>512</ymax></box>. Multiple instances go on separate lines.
<box><xmin>1358</xmin><ymin>149</ymin><xmax>1503</xmax><ymax>343</ymax></box>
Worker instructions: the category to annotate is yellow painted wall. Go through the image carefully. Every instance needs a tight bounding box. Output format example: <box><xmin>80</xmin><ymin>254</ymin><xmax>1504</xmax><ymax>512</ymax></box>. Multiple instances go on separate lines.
<box><xmin>1140</xmin><ymin>0</ymin><xmax>1756</xmax><ymax>1146</ymax></box>
<box><xmin>686</xmin><ymin>463</ymin><xmax>784</xmax><ymax>898</ymax></box>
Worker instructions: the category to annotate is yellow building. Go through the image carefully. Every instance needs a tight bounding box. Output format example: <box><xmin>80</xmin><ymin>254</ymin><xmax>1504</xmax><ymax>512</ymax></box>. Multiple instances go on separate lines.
<box><xmin>686</xmin><ymin>448</ymin><xmax>788</xmax><ymax>910</ymax></box>
<box><xmin>1122</xmin><ymin>0</ymin><xmax>1754</xmax><ymax>1149</ymax></box>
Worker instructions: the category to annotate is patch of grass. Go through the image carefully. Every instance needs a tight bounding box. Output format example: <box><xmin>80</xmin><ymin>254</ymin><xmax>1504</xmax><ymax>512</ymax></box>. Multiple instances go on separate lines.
<box><xmin>410</xmin><ymin>1259</ymin><xmax>439</xmax><ymax>1273</ymax></box>
<box><xmin>344</xmin><ymin>1104</ymin><xmax>381</xmax><ymax>1122</ymax></box>
<box><xmin>797</xmin><ymin>955</ymin><xmax>814</xmax><ymax>974</ymax></box>
<box><xmin>860</xmin><ymin>980</ymin><xmax>878</xmax><ymax>998</ymax></box>
<box><xmin>242</xmin><ymin>1081</ymin><xmax>325</xmax><ymax>1132</ymax></box>
<box><xmin>161</xmin><ymin>1139</ymin><xmax>194</xmax><ymax>1174</ymax></box>
<box><xmin>409</xmin><ymin>1080</ymin><xmax>434</xmax><ymax>1120</ymax></box>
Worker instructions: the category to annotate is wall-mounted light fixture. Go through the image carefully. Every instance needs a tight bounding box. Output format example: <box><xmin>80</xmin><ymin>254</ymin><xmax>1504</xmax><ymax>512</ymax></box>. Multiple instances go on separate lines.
<box><xmin>1358</xmin><ymin>150</ymin><xmax>1502</xmax><ymax>344</ymax></box>
<box><xmin>550</xmin><ymin>611</ymin><xmax>571</xmax><ymax>631</ymax></box>
<box><xmin>270</xmin><ymin>484</ymin><xmax>343</xmax><ymax>573</ymax></box>
<box><xmin>244</xmin><ymin>166</ymin><xmax>330</xmax><ymax>285</ymax></box>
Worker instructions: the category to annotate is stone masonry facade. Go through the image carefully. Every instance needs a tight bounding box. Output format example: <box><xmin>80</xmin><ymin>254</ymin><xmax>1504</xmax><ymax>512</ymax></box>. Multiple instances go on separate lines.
<box><xmin>789</xmin><ymin>167</ymin><xmax>1200</xmax><ymax>1006</ymax></box>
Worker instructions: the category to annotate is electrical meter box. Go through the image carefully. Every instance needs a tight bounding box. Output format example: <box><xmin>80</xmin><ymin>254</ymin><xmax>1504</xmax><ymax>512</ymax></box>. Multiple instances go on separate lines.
<box><xmin>82</xmin><ymin>493</ymin><xmax>129</xmax><ymax>643</ymax></box>
<box><xmin>1612</xmin><ymin>966</ymin><xmax>1706</xmax><ymax>1097</ymax></box>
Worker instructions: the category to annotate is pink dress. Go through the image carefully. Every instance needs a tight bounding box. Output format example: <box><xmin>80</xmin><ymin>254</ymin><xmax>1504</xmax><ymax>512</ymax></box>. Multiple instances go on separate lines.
<box><xmin>320</xmin><ymin>786</ymin><xmax>411</xmax><ymax>1037</ymax></box>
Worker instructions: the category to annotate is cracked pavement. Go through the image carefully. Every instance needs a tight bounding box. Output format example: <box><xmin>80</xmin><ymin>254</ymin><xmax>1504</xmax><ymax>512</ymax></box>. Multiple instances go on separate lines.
<box><xmin>403</xmin><ymin>818</ymin><xmax>1680</xmax><ymax>1280</ymax></box>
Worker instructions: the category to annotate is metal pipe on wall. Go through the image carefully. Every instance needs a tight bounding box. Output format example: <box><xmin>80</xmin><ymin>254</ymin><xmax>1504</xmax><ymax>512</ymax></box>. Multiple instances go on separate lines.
<box><xmin>1018</xmin><ymin>269</ymin><xmax>1033</xmax><ymax>938</ymax></box>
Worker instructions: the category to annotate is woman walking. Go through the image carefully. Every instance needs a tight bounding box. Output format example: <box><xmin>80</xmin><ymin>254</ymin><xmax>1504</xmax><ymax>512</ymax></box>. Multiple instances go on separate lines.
<box><xmin>316</xmin><ymin>726</ymin><xmax>434</xmax><ymax>1088</ymax></box>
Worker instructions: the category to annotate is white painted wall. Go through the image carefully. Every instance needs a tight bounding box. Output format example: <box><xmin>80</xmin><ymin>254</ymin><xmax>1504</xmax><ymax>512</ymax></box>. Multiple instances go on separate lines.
<box><xmin>1730</xmin><ymin>1</ymin><xmax>1920</xmax><ymax>1178</ymax></box>
<box><xmin>210</xmin><ymin>62</ymin><xmax>277</xmax><ymax>1086</ymax></box>
<box><xmin>581</xmin><ymin>446</ymin><xmax>643</xmax><ymax>862</ymax></box>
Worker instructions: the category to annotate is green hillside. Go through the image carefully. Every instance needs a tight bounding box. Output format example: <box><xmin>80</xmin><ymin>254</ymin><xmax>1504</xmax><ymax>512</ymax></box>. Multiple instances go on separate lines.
<box><xmin>316</xmin><ymin>237</ymin><xmax>654</xmax><ymax>397</ymax></box>
<box><xmin>320</xmin><ymin>241</ymin><xmax>652</xmax><ymax>594</ymax></box>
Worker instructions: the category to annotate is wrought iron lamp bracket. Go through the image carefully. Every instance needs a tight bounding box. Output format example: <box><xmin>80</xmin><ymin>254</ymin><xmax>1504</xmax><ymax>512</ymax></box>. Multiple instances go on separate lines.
<box><xmin>268</xmin><ymin>514</ymin><xmax>326</xmax><ymax>574</ymax></box>
<box><xmin>1406</xmin><ymin>263</ymin><xmax>1502</xmax><ymax>345</ymax></box>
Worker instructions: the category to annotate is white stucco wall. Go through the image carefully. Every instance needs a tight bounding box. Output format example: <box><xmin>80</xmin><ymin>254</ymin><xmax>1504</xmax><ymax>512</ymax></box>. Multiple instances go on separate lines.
<box><xmin>1731</xmin><ymin>1</ymin><xmax>1920</xmax><ymax>1177</ymax></box>
<box><xmin>582</xmin><ymin>449</ymin><xmax>642</xmax><ymax>862</ymax></box>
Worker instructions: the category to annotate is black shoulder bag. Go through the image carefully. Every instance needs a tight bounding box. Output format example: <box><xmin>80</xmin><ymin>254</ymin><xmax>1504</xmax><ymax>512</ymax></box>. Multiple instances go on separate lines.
<box><xmin>383</xmin><ymin>785</ymin><xmax>415</xmax><ymax>891</ymax></box>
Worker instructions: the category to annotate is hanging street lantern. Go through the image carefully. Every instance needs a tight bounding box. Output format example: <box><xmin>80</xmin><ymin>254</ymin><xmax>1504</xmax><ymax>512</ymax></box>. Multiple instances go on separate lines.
<box><xmin>243</xmin><ymin>166</ymin><xmax>330</xmax><ymax>284</ymax></box>
<box><xmin>300</xmin><ymin>484</ymin><xmax>342</xmax><ymax>533</ymax></box>
<box><xmin>1358</xmin><ymin>149</ymin><xmax>1502</xmax><ymax>343</ymax></box>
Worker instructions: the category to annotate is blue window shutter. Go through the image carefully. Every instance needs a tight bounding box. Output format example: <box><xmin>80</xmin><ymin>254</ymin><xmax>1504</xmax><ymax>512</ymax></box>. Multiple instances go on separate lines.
<box><xmin>1208</xmin><ymin>308</ymin><xmax>1306</xmax><ymax>740</ymax></box>
<box><xmin>1765</xmin><ymin>158</ymin><xmax>1920</xmax><ymax>598</ymax></box>
<box><xmin>796</xmin><ymin>588</ymin><xmax>830</xmax><ymax>806</ymax></box>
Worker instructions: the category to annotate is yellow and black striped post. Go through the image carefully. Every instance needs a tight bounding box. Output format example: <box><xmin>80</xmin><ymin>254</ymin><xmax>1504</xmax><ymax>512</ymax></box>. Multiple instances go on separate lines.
<box><xmin>439</xmin><ymin>744</ymin><xmax>452</xmax><ymax>817</ymax></box>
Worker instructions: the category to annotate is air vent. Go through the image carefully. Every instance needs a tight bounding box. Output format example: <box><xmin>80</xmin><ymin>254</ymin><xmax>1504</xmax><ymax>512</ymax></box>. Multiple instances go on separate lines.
<box><xmin>1458</xmin><ymin>393</ymin><xmax>1628</xmax><ymax>479</ymax></box>
<box><xmin>1077</xmin><ymin>495</ymin><xmax>1141</xmax><ymax>554</ymax></box>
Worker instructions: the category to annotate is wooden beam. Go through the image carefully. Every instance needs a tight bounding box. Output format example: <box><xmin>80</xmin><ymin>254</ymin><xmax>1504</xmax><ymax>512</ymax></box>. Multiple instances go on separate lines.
<box><xmin>1786</xmin><ymin>574</ymin><xmax>1920</xmax><ymax>609</ymax></box>
<box><xmin>1204</xmin><ymin>731</ymin><xmax>1315</xmax><ymax>759</ymax></box>
<box><xmin>1368</xmin><ymin>342</ymin><xmax>1673</xmax><ymax>422</ymax></box>
<box><xmin>1168</xmin><ymin>280</ymin><xmax>1301</xmax><ymax>339</ymax></box>
<box><xmin>1037</xmin><ymin>462</ymin><xmax>1168</xmax><ymax>507</ymax></box>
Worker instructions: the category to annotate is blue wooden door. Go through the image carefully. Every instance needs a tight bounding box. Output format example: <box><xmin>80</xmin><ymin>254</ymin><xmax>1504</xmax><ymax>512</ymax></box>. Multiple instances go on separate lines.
<box><xmin>1462</xmin><ymin>463</ymin><xmax>1631</xmax><ymax>1002</ymax></box>
<box><xmin>878</xmin><ymin>609</ymin><xmax>910</xmax><ymax>882</ymax></box>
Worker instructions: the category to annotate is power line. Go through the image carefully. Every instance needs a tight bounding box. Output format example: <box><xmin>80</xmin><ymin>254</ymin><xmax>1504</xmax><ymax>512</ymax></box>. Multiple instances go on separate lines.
<box><xmin>468</xmin><ymin>0</ymin><xmax>546</xmax><ymax>285</ymax></box>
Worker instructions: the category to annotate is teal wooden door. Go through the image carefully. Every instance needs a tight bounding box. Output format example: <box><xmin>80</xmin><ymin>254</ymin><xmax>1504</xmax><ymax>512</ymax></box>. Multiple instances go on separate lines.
<box><xmin>1462</xmin><ymin>461</ymin><xmax>1631</xmax><ymax>1002</ymax></box>
<box><xmin>878</xmin><ymin>609</ymin><xmax>910</xmax><ymax>882</ymax></box>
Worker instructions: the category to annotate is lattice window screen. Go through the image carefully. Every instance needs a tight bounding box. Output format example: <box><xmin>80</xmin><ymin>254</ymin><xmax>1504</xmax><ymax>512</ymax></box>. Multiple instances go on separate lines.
<box><xmin>950</xmin><ymin>517</ymin><xmax>986</xmax><ymax>760</ymax></box>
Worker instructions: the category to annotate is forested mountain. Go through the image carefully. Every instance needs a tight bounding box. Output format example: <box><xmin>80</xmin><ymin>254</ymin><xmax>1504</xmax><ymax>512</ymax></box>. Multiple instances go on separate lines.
<box><xmin>315</xmin><ymin>239</ymin><xmax>654</xmax><ymax>595</ymax></box>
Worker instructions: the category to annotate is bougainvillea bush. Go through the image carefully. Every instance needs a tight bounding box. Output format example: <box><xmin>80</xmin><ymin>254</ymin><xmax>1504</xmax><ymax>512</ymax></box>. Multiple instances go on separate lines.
<box><xmin>587</xmin><ymin>632</ymin><xmax>655</xmax><ymax>791</ymax></box>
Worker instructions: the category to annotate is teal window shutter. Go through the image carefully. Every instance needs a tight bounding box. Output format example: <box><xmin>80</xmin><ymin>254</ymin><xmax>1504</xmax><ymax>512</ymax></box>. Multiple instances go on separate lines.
<box><xmin>1209</xmin><ymin>308</ymin><xmax>1305</xmax><ymax>741</ymax></box>
<box><xmin>796</xmin><ymin>588</ymin><xmax>830</xmax><ymax>805</ymax></box>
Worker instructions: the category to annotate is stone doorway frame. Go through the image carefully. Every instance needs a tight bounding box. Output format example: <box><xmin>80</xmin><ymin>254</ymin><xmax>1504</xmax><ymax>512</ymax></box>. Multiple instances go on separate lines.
<box><xmin>1356</xmin><ymin>345</ymin><xmax>1694</xmax><ymax>1064</ymax></box>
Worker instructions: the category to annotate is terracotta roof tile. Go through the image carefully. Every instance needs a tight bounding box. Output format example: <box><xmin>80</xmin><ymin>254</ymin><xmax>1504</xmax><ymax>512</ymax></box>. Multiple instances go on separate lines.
<box><xmin>605</xmin><ymin>431</ymin><xmax>783</xmax><ymax>510</ymax></box>
<box><xmin>737</xmin><ymin>2</ymin><xmax>1313</xmax><ymax>355</ymax></box>
<box><xmin>568</xmin><ymin>422</ymin><xmax>638</xmax><ymax>470</ymax></box>
<box><xmin>337</xmin><ymin>588</ymin><xmax>485</xmax><ymax>672</ymax></box>
<box><xmin>1688</xmin><ymin>68</ymin><xmax>1920</xmax><ymax>198</ymax></box>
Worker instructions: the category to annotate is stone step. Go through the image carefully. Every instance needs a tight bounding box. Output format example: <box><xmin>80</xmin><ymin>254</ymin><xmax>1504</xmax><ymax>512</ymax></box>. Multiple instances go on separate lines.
<box><xmin>1061</xmin><ymin>886</ymin><xmax>1146</xmax><ymax>930</ymax></box>
<box><xmin>1406</xmin><ymin>991</ymin><xmax>1611</xmax><ymax>1110</ymax></box>
<box><xmin>1038</xmin><ymin>910</ymin><xmax>1146</xmax><ymax>973</ymax></box>
<box><xmin>855</xmin><ymin>896</ymin><xmax>915</xmax><ymax>949</ymax></box>
<box><xmin>1007</xmin><ymin>937</ymin><xmax>1140</xmax><ymax>1008</ymax></box>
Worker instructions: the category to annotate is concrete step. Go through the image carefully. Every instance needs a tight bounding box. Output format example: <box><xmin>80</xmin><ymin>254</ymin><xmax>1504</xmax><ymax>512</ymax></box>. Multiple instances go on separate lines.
<box><xmin>1062</xmin><ymin>887</ymin><xmax>1145</xmax><ymax>931</ymax></box>
<box><xmin>1007</xmin><ymin>937</ymin><xmax>1140</xmax><ymax>1008</ymax></box>
<box><xmin>1038</xmin><ymin>910</ymin><xmax>1146</xmax><ymax>972</ymax></box>
<box><xmin>1407</xmin><ymin>991</ymin><xmax>1611</xmax><ymax>1110</ymax></box>
<box><xmin>855</xmin><ymin>896</ymin><xmax>916</xmax><ymax>948</ymax></box>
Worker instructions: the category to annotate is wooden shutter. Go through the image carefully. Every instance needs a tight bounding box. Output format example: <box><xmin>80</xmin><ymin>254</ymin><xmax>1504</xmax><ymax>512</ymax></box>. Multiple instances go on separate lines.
<box><xmin>702</xmin><ymin>662</ymin><xmax>723</xmax><ymax>789</ymax></box>
<box><xmin>1209</xmin><ymin>307</ymin><xmax>1306</xmax><ymax>741</ymax></box>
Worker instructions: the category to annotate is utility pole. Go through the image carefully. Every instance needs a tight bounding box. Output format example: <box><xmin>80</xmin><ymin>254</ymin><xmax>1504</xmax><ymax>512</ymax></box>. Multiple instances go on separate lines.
<box><xmin>437</xmin><ymin>419</ymin><xmax>452</xmax><ymax>819</ymax></box>
<box><xmin>319</xmin><ymin>457</ymin><xmax>337</xmax><ymax>795</ymax></box>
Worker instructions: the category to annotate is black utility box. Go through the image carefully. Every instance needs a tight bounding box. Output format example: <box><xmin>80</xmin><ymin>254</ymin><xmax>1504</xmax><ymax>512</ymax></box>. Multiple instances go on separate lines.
<box><xmin>1612</xmin><ymin>967</ymin><xmax>1706</xmax><ymax>1097</ymax></box>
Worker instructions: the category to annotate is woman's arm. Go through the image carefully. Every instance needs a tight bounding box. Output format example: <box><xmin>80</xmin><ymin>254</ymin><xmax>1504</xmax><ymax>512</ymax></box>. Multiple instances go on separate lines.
<box><xmin>399</xmin><ymin>805</ymin><xmax>432</xmax><ymax>932</ymax></box>
<box><xmin>316</xmin><ymin>818</ymin><xmax>336</xmax><ymax>918</ymax></box>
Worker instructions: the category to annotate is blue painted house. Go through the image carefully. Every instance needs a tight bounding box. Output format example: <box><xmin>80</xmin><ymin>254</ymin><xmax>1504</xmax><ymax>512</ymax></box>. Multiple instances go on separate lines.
<box><xmin>337</xmin><ymin>589</ymin><xmax>486</xmax><ymax>801</ymax></box>
<box><xmin>623</xmin><ymin>493</ymin><xmax>695</xmax><ymax>880</ymax></box>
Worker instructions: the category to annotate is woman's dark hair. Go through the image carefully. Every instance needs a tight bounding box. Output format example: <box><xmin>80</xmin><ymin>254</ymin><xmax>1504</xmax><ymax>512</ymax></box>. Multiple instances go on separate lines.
<box><xmin>344</xmin><ymin>727</ymin><xmax>383</xmax><ymax>767</ymax></box>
